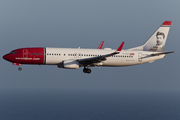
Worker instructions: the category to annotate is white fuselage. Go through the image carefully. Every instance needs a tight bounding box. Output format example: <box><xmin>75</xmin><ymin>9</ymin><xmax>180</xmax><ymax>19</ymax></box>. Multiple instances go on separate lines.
<box><xmin>45</xmin><ymin>47</ymin><xmax>165</xmax><ymax>67</ymax></box>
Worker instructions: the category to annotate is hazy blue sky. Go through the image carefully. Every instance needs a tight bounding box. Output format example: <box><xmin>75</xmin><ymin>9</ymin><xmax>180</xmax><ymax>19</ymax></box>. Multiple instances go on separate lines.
<box><xmin>1</xmin><ymin>0</ymin><xmax>179</xmax><ymax>91</ymax></box>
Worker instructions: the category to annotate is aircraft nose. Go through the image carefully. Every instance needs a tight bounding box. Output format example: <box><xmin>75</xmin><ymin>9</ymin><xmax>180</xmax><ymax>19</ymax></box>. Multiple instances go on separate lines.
<box><xmin>3</xmin><ymin>54</ymin><xmax>9</xmax><ymax>61</ymax></box>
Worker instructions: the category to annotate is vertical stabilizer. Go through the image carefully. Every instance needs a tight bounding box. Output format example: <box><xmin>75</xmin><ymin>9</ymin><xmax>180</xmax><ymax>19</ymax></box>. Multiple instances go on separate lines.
<box><xmin>128</xmin><ymin>21</ymin><xmax>171</xmax><ymax>52</ymax></box>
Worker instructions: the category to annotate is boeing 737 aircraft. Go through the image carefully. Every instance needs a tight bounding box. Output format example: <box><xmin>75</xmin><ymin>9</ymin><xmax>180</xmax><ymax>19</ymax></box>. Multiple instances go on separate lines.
<box><xmin>3</xmin><ymin>21</ymin><xmax>174</xmax><ymax>74</ymax></box>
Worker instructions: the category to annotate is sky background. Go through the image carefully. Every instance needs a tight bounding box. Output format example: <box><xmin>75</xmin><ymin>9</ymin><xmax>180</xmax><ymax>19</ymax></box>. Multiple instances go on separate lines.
<box><xmin>0</xmin><ymin>0</ymin><xmax>179</xmax><ymax>91</ymax></box>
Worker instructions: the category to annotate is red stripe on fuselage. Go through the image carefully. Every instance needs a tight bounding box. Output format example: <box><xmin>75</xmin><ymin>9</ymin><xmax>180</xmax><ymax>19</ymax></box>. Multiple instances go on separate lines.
<box><xmin>6</xmin><ymin>47</ymin><xmax>45</xmax><ymax>64</ymax></box>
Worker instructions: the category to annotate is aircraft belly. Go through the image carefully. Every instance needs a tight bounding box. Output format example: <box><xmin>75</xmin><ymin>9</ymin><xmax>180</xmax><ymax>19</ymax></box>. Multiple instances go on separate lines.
<box><xmin>103</xmin><ymin>58</ymin><xmax>137</xmax><ymax>66</ymax></box>
<box><xmin>140</xmin><ymin>55</ymin><xmax>165</xmax><ymax>64</ymax></box>
<box><xmin>46</xmin><ymin>56</ymin><xmax>62</xmax><ymax>65</ymax></box>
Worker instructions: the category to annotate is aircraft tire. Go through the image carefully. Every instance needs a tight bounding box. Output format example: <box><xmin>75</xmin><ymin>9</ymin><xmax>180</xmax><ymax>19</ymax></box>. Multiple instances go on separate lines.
<box><xmin>86</xmin><ymin>69</ymin><xmax>91</xmax><ymax>74</ymax></box>
<box><xmin>83</xmin><ymin>68</ymin><xmax>87</xmax><ymax>73</ymax></box>
<box><xmin>18</xmin><ymin>67</ymin><xmax>22</xmax><ymax>71</ymax></box>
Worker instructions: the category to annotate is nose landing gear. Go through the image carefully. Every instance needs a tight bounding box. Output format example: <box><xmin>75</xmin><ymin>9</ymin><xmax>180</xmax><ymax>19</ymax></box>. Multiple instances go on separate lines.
<box><xmin>18</xmin><ymin>67</ymin><xmax>22</xmax><ymax>71</ymax></box>
<box><xmin>83</xmin><ymin>66</ymin><xmax>91</xmax><ymax>74</ymax></box>
<box><xmin>13</xmin><ymin>63</ymin><xmax>22</xmax><ymax>71</ymax></box>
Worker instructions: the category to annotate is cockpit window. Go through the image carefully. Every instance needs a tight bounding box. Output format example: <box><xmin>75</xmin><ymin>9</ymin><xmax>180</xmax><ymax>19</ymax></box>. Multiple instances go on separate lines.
<box><xmin>10</xmin><ymin>51</ymin><xmax>17</xmax><ymax>54</ymax></box>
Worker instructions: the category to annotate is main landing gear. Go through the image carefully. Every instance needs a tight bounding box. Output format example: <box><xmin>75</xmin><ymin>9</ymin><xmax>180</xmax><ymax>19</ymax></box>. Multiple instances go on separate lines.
<box><xmin>83</xmin><ymin>66</ymin><xmax>91</xmax><ymax>74</ymax></box>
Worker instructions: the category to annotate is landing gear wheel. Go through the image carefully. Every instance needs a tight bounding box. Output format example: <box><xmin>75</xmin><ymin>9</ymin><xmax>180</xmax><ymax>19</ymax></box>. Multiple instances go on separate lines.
<box><xmin>86</xmin><ymin>69</ymin><xmax>91</xmax><ymax>74</ymax></box>
<box><xmin>83</xmin><ymin>68</ymin><xmax>87</xmax><ymax>73</ymax></box>
<box><xmin>18</xmin><ymin>67</ymin><xmax>22</xmax><ymax>71</ymax></box>
<box><xmin>83</xmin><ymin>66</ymin><xmax>91</xmax><ymax>74</ymax></box>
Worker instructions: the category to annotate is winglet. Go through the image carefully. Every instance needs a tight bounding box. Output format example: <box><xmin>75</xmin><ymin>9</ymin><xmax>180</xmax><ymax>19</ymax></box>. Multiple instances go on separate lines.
<box><xmin>97</xmin><ymin>41</ymin><xmax>104</xmax><ymax>49</ymax></box>
<box><xmin>116</xmin><ymin>42</ymin><xmax>124</xmax><ymax>51</ymax></box>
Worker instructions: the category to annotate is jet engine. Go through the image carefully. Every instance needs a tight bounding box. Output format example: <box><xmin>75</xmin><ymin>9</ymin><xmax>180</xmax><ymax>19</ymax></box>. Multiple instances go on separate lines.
<box><xmin>62</xmin><ymin>60</ymin><xmax>79</xmax><ymax>69</ymax></box>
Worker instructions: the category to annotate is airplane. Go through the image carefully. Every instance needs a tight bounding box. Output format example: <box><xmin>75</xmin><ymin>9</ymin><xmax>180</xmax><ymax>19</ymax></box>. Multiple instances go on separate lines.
<box><xmin>3</xmin><ymin>21</ymin><xmax>174</xmax><ymax>74</ymax></box>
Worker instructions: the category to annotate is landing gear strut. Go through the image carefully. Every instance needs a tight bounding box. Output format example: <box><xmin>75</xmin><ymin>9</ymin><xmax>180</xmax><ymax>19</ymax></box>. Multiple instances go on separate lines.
<box><xmin>83</xmin><ymin>66</ymin><xmax>91</xmax><ymax>74</ymax></box>
<box><xmin>13</xmin><ymin>63</ymin><xmax>22</xmax><ymax>71</ymax></box>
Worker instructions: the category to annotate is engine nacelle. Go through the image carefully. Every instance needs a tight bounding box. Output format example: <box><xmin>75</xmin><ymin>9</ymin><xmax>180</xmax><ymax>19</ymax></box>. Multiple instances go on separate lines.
<box><xmin>62</xmin><ymin>60</ymin><xmax>79</xmax><ymax>69</ymax></box>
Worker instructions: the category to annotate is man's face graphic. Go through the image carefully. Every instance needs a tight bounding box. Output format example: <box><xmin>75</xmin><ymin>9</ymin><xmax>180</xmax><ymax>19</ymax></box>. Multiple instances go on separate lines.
<box><xmin>156</xmin><ymin>35</ymin><xmax>164</xmax><ymax>45</ymax></box>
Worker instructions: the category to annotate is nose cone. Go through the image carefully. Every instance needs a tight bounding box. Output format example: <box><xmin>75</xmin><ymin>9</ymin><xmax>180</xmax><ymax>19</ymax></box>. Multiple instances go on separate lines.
<box><xmin>3</xmin><ymin>54</ymin><xmax>10</xmax><ymax>61</ymax></box>
<box><xmin>3</xmin><ymin>54</ymin><xmax>7</xmax><ymax>60</ymax></box>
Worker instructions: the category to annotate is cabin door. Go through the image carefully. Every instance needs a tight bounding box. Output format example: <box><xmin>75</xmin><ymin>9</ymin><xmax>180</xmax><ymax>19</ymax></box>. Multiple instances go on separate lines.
<box><xmin>138</xmin><ymin>53</ymin><xmax>142</xmax><ymax>62</ymax></box>
<box><xmin>23</xmin><ymin>49</ymin><xmax>28</xmax><ymax>58</ymax></box>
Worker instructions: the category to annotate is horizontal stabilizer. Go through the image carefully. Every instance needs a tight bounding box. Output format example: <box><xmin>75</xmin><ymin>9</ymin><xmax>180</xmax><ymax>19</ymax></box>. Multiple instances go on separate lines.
<box><xmin>140</xmin><ymin>51</ymin><xmax>174</xmax><ymax>59</ymax></box>
<box><xmin>151</xmin><ymin>51</ymin><xmax>175</xmax><ymax>56</ymax></box>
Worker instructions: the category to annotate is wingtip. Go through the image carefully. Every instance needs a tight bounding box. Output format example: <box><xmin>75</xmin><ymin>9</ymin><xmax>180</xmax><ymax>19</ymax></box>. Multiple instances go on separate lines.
<box><xmin>116</xmin><ymin>42</ymin><xmax>124</xmax><ymax>51</ymax></box>
<box><xmin>98</xmin><ymin>41</ymin><xmax>104</xmax><ymax>49</ymax></box>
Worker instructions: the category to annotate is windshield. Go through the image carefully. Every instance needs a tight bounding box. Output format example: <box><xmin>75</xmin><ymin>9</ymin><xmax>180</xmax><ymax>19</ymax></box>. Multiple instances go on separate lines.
<box><xmin>10</xmin><ymin>51</ymin><xmax>17</xmax><ymax>54</ymax></box>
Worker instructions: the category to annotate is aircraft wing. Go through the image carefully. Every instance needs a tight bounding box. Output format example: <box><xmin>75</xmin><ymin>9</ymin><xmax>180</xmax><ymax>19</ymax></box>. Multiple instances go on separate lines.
<box><xmin>78</xmin><ymin>42</ymin><xmax>124</xmax><ymax>66</ymax></box>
